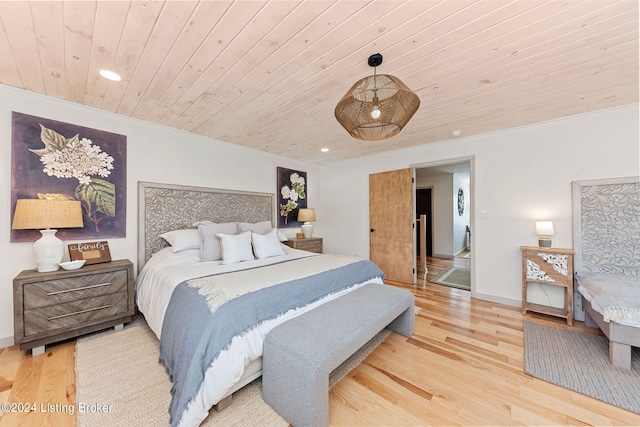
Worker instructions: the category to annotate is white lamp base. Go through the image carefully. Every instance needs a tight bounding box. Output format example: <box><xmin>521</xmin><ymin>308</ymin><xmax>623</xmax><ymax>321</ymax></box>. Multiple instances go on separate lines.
<box><xmin>33</xmin><ymin>229</ymin><xmax>63</xmax><ymax>272</ymax></box>
<box><xmin>301</xmin><ymin>222</ymin><xmax>314</xmax><ymax>238</ymax></box>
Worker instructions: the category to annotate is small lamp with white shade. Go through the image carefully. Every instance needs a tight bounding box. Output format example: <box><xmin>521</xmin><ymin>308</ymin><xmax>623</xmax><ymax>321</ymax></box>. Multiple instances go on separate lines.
<box><xmin>535</xmin><ymin>220</ymin><xmax>554</xmax><ymax>248</ymax></box>
<box><xmin>12</xmin><ymin>199</ymin><xmax>84</xmax><ymax>272</ymax></box>
<box><xmin>297</xmin><ymin>208</ymin><xmax>316</xmax><ymax>238</ymax></box>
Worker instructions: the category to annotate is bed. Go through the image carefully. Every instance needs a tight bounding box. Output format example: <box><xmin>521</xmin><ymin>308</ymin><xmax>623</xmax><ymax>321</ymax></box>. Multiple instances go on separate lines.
<box><xmin>572</xmin><ymin>176</ymin><xmax>640</xmax><ymax>369</ymax></box>
<box><xmin>135</xmin><ymin>182</ymin><xmax>385</xmax><ymax>427</ymax></box>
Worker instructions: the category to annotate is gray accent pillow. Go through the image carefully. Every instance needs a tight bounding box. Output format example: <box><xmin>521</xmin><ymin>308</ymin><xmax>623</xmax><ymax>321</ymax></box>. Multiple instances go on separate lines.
<box><xmin>236</xmin><ymin>220</ymin><xmax>272</xmax><ymax>234</ymax></box>
<box><xmin>196</xmin><ymin>221</ymin><xmax>238</xmax><ymax>261</ymax></box>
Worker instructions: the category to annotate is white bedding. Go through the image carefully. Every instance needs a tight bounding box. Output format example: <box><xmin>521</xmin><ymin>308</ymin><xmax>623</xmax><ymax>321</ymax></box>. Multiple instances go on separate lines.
<box><xmin>576</xmin><ymin>271</ymin><xmax>640</xmax><ymax>327</ymax></box>
<box><xmin>137</xmin><ymin>244</ymin><xmax>316</xmax><ymax>338</ymax></box>
<box><xmin>135</xmin><ymin>245</ymin><xmax>383</xmax><ymax>426</ymax></box>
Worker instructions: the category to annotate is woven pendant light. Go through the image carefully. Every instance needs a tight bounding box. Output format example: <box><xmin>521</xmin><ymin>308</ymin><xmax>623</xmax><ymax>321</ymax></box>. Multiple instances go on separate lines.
<box><xmin>335</xmin><ymin>53</ymin><xmax>420</xmax><ymax>140</ymax></box>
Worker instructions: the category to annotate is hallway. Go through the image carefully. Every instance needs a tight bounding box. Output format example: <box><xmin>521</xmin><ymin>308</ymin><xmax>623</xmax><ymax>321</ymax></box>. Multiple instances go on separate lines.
<box><xmin>420</xmin><ymin>254</ymin><xmax>471</xmax><ymax>289</ymax></box>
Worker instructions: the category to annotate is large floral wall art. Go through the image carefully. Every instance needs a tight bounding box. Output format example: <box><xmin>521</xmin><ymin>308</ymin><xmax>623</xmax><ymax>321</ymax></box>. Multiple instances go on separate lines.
<box><xmin>277</xmin><ymin>167</ymin><xmax>307</xmax><ymax>228</ymax></box>
<box><xmin>10</xmin><ymin>112</ymin><xmax>127</xmax><ymax>242</ymax></box>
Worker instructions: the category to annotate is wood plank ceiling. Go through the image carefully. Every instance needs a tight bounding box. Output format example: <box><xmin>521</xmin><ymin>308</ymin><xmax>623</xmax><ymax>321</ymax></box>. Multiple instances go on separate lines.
<box><xmin>0</xmin><ymin>1</ymin><xmax>637</xmax><ymax>164</ymax></box>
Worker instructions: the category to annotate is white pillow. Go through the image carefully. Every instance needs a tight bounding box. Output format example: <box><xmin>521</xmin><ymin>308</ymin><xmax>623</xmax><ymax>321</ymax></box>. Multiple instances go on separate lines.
<box><xmin>217</xmin><ymin>230</ymin><xmax>255</xmax><ymax>264</ymax></box>
<box><xmin>236</xmin><ymin>221</ymin><xmax>273</xmax><ymax>234</ymax></box>
<box><xmin>277</xmin><ymin>230</ymin><xmax>288</xmax><ymax>242</ymax></box>
<box><xmin>252</xmin><ymin>228</ymin><xmax>285</xmax><ymax>259</ymax></box>
<box><xmin>159</xmin><ymin>229</ymin><xmax>201</xmax><ymax>252</ymax></box>
<box><xmin>196</xmin><ymin>222</ymin><xmax>238</xmax><ymax>261</ymax></box>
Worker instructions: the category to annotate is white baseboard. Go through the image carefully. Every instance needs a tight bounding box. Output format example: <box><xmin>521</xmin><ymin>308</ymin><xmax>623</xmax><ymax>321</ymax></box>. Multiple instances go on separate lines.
<box><xmin>0</xmin><ymin>335</ymin><xmax>15</xmax><ymax>349</ymax></box>
<box><xmin>432</xmin><ymin>253</ymin><xmax>454</xmax><ymax>259</ymax></box>
<box><xmin>472</xmin><ymin>292</ymin><xmax>520</xmax><ymax>308</ymax></box>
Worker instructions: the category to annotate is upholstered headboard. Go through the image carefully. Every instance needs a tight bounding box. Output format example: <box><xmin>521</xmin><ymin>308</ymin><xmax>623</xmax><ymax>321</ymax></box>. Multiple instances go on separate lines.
<box><xmin>137</xmin><ymin>181</ymin><xmax>274</xmax><ymax>271</ymax></box>
<box><xmin>572</xmin><ymin>176</ymin><xmax>640</xmax><ymax>276</ymax></box>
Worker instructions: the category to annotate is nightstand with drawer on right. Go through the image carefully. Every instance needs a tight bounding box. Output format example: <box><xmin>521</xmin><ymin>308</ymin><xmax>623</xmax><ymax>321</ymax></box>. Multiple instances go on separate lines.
<box><xmin>282</xmin><ymin>237</ymin><xmax>323</xmax><ymax>254</ymax></box>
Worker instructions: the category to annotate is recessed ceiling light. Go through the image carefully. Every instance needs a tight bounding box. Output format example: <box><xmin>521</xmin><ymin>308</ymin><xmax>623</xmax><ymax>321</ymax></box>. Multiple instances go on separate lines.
<box><xmin>99</xmin><ymin>69</ymin><xmax>121</xmax><ymax>81</ymax></box>
<box><xmin>321</xmin><ymin>148</ymin><xmax>329</xmax><ymax>152</ymax></box>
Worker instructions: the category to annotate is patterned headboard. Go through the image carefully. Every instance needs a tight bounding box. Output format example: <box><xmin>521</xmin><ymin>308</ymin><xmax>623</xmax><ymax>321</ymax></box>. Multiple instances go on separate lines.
<box><xmin>137</xmin><ymin>181</ymin><xmax>274</xmax><ymax>271</ymax></box>
<box><xmin>572</xmin><ymin>176</ymin><xmax>640</xmax><ymax>276</ymax></box>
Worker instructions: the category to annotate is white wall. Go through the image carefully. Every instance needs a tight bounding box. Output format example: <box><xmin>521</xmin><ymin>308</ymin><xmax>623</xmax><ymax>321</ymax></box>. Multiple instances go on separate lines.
<box><xmin>453</xmin><ymin>173</ymin><xmax>470</xmax><ymax>255</ymax></box>
<box><xmin>0</xmin><ymin>84</ymin><xmax>317</xmax><ymax>346</ymax></box>
<box><xmin>415</xmin><ymin>170</ymin><xmax>454</xmax><ymax>257</ymax></box>
<box><xmin>317</xmin><ymin>104</ymin><xmax>640</xmax><ymax>308</ymax></box>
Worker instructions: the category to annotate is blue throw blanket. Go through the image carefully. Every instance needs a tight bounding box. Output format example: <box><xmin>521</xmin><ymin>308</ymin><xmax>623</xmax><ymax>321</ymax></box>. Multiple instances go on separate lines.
<box><xmin>160</xmin><ymin>258</ymin><xmax>384</xmax><ymax>426</ymax></box>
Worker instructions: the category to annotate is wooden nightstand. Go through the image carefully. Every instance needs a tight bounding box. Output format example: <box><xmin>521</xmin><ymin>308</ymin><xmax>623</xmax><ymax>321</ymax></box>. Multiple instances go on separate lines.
<box><xmin>13</xmin><ymin>259</ymin><xmax>135</xmax><ymax>355</ymax></box>
<box><xmin>283</xmin><ymin>237</ymin><xmax>323</xmax><ymax>254</ymax></box>
<box><xmin>521</xmin><ymin>246</ymin><xmax>574</xmax><ymax>325</ymax></box>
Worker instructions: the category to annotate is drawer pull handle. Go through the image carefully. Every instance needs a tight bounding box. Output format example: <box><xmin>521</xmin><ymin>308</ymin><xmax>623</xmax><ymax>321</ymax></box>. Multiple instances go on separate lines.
<box><xmin>47</xmin><ymin>305</ymin><xmax>111</xmax><ymax>321</ymax></box>
<box><xmin>46</xmin><ymin>282</ymin><xmax>112</xmax><ymax>296</ymax></box>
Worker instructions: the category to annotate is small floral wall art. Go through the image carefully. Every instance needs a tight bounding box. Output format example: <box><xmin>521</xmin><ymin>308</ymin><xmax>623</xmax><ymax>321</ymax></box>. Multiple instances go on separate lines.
<box><xmin>277</xmin><ymin>167</ymin><xmax>307</xmax><ymax>228</ymax></box>
<box><xmin>11</xmin><ymin>112</ymin><xmax>127</xmax><ymax>242</ymax></box>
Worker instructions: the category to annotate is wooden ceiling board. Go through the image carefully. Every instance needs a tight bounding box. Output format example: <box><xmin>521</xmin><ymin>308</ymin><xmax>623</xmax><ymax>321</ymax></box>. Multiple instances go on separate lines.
<box><xmin>129</xmin><ymin>1</ymin><xmax>232</xmax><ymax>119</ymax></box>
<box><xmin>113</xmin><ymin>1</ymin><xmax>198</xmax><ymax>116</ymax></box>
<box><xmin>30</xmin><ymin>1</ymin><xmax>67</xmax><ymax>99</ymax></box>
<box><xmin>0</xmin><ymin>0</ymin><xmax>636</xmax><ymax>164</ymax></box>
<box><xmin>0</xmin><ymin>2</ymin><xmax>44</xmax><ymax>94</ymax></box>
<box><xmin>167</xmin><ymin>0</ymin><xmax>304</xmax><ymax>131</ymax></box>
<box><xmin>84</xmin><ymin>1</ymin><xmax>132</xmax><ymax>109</ymax></box>
<box><xmin>142</xmin><ymin>1</ymin><xmax>266</xmax><ymax>124</ymax></box>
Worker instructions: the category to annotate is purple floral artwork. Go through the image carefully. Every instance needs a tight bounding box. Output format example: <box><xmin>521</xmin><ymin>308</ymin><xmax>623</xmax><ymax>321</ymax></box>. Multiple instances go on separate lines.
<box><xmin>11</xmin><ymin>112</ymin><xmax>127</xmax><ymax>242</ymax></box>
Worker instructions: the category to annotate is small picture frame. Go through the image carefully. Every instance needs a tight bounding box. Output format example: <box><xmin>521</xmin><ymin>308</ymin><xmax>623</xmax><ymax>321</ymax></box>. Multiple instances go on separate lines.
<box><xmin>68</xmin><ymin>241</ymin><xmax>112</xmax><ymax>265</ymax></box>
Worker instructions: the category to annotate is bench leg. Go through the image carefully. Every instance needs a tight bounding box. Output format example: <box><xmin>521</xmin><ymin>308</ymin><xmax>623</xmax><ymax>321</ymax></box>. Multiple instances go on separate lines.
<box><xmin>610</xmin><ymin>340</ymin><xmax>631</xmax><ymax>369</ymax></box>
<box><xmin>263</xmin><ymin>342</ymin><xmax>328</xmax><ymax>426</ymax></box>
<box><xmin>386</xmin><ymin>305</ymin><xmax>414</xmax><ymax>338</ymax></box>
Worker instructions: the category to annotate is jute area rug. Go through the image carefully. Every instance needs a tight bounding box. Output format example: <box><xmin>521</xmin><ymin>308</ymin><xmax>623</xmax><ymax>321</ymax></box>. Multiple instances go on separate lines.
<box><xmin>523</xmin><ymin>320</ymin><xmax>640</xmax><ymax>415</ymax></box>
<box><xmin>76</xmin><ymin>317</ymin><xmax>389</xmax><ymax>426</ymax></box>
<box><xmin>430</xmin><ymin>266</ymin><xmax>470</xmax><ymax>290</ymax></box>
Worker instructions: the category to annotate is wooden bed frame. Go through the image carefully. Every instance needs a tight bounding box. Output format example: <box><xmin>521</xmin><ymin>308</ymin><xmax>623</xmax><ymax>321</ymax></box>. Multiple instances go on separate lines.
<box><xmin>572</xmin><ymin>176</ymin><xmax>640</xmax><ymax>369</ymax></box>
<box><xmin>136</xmin><ymin>181</ymin><xmax>275</xmax><ymax>409</ymax></box>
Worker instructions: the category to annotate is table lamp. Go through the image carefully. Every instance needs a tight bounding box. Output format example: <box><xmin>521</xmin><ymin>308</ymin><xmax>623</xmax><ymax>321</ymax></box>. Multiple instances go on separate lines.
<box><xmin>297</xmin><ymin>208</ymin><xmax>316</xmax><ymax>238</ymax></box>
<box><xmin>535</xmin><ymin>220</ymin><xmax>554</xmax><ymax>248</ymax></box>
<box><xmin>12</xmin><ymin>199</ymin><xmax>84</xmax><ymax>272</ymax></box>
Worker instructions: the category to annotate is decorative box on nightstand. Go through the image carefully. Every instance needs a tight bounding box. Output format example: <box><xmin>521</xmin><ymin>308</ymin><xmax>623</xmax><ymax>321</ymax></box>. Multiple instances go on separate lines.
<box><xmin>521</xmin><ymin>246</ymin><xmax>574</xmax><ymax>325</ymax></box>
<box><xmin>283</xmin><ymin>237</ymin><xmax>323</xmax><ymax>254</ymax></box>
<box><xmin>13</xmin><ymin>259</ymin><xmax>135</xmax><ymax>355</ymax></box>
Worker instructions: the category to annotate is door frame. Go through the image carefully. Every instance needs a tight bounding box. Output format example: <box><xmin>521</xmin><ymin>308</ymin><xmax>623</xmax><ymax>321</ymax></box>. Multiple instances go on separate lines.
<box><xmin>412</xmin><ymin>156</ymin><xmax>476</xmax><ymax>295</ymax></box>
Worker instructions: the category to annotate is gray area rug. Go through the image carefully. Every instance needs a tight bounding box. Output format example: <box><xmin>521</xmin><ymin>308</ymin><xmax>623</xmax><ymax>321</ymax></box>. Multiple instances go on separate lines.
<box><xmin>430</xmin><ymin>266</ymin><xmax>470</xmax><ymax>290</ymax></box>
<box><xmin>457</xmin><ymin>250</ymin><xmax>471</xmax><ymax>259</ymax></box>
<box><xmin>76</xmin><ymin>317</ymin><xmax>389</xmax><ymax>426</ymax></box>
<box><xmin>523</xmin><ymin>320</ymin><xmax>640</xmax><ymax>415</ymax></box>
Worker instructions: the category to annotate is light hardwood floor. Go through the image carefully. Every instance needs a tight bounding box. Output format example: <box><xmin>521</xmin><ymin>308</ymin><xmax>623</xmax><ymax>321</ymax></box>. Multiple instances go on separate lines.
<box><xmin>1</xmin><ymin>255</ymin><xmax>639</xmax><ymax>426</ymax></box>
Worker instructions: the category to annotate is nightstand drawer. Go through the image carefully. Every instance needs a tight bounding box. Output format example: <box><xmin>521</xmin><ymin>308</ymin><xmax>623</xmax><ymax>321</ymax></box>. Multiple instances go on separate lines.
<box><xmin>23</xmin><ymin>270</ymin><xmax>128</xmax><ymax>309</ymax></box>
<box><xmin>294</xmin><ymin>240</ymin><xmax>322</xmax><ymax>252</ymax></box>
<box><xmin>283</xmin><ymin>237</ymin><xmax>323</xmax><ymax>254</ymax></box>
<box><xmin>24</xmin><ymin>292</ymin><xmax>130</xmax><ymax>336</ymax></box>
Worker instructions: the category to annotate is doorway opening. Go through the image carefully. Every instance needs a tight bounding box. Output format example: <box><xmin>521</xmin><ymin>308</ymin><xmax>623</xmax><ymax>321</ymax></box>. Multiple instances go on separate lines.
<box><xmin>415</xmin><ymin>160</ymin><xmax>472</xmax><ymax>291</ymax></box>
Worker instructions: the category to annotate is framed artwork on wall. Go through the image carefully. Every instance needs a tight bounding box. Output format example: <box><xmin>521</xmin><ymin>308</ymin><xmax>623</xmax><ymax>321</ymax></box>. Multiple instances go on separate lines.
<box><xmin>277</xmin><ymin>167</ymin><xmax>307</xmax><ymax>228</ymax></box>
<box><xmin>10</xmin><ymin>112</ymin><xmax>127</xmax><ymax>242</ymax></box>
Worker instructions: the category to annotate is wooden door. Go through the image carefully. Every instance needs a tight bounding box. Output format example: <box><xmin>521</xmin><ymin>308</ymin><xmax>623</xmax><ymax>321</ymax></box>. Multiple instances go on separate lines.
<box><xmin>369</xmin><ymin>168</ymin><xmax>415</xmax><ymax>284</ymax></box>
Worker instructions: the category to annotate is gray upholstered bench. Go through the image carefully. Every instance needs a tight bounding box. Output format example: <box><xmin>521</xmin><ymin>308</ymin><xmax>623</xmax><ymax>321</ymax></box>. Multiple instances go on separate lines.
<box><xmin>262</xmin><ymin>282</ymin><xmax>414</xmax><ymax>427</ymax></box>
